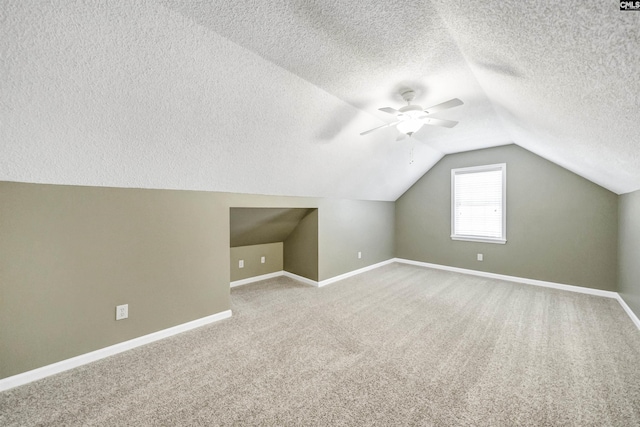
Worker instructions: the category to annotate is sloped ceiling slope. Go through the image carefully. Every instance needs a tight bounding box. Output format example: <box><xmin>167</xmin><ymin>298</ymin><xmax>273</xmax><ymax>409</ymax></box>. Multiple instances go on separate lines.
<box><xmin>1</xmin><ymin>1</ymin><xmax>638</xmax><ymax>201</ymax></box>
<box><xmin>230</xmin><ymin>208</ymin><xmax>314</xmax><ymax>247</ymax></box>
<box><xmin>432</xmin><ymin>1</ymin><xmax>640</xmax><ymax>194</ymax></box>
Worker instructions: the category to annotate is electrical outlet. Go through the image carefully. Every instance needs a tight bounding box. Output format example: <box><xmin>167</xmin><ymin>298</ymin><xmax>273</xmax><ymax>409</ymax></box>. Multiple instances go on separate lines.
<box><xmin>261</xmin><ymin>256</ymin><xmax>265</xmax><ymax>264</ymax></box>
<box><xmin>239</xmin><ymin>260</ymin><xmax>244</xmax><ymax>268</ymax></box>
<box><xmin>477</xmin><ymin>254</ymin><xmax>483</xmax><ymax>261</ymax></box>
<box><xmin>358</xmin><ymin>251</ymin><xmax>362</xmax><ymax>259</ymax></box>
<box><xmin>116</xmin><ymin>304</ymin><xmax>128</xmax><ymax>320</ymax></box>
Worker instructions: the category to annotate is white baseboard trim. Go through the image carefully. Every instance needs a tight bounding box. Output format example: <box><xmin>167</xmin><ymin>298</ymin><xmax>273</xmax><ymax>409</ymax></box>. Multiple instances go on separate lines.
<box><xmin>230</xmin><ymin>271</ymin><xmax>284</xmax><ymax>287</ymax></box>
<box><xmin>283</xmin><ymin>271</ymin><xmax>320</xmax><ymax>287</ymax></box>
<box><xmin>232</xmin><ymin>270</ymin><xmax>320</xmax><ymax>288</ymax></box>
<box><xmin>230</xmin><ymin>260</ymin><xmax>398</xmax><ymax>289</ymax></box>
<box><xmin>281</xmin><ymin>259</ymin><xmax>397</xmax><ymax>288</ymax></box>
<box><xmin>0</xmin><ymin>309</ymin><xmax>232</xmax><ymax>392</ymax></box>
<box><xmin>394</xmin><ymin>258</ymin><xmax>618</xmax><ymax>299</ymax></box>
<box><xmin>615</xmin><ymin>294</ymin><xmax>640</xmax><ymax>330</ymax></box>
<box><xmin>394</xmin><ymin>258</ymin><xmax>640</xmax><ymax>330</ymax></box>
<box><xmin>318</xmin><ymin>259</ymin><xmax>396</xmax><ymax>287</ymax></box>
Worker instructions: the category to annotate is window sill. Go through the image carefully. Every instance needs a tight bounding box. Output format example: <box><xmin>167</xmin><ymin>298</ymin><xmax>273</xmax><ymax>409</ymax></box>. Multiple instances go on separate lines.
<box><xmin>451</xmin><ymin>236</ymin><xmax>507</xmax><ymax>244</ymax></box>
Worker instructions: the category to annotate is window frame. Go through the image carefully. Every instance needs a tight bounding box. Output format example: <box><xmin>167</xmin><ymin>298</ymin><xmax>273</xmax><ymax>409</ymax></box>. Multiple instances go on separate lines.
<box><xmin>450</xmin><ymin>163</ymin><xmax>507</xmax><ymax>244</ymax></box>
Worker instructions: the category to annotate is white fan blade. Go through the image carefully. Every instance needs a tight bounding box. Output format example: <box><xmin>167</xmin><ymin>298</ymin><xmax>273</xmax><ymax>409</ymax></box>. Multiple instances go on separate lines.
<box><xmin>396</xmin><ymin>133</ymin><xmax>406</xmax><ymax>142</ymax></box>
<box><xmin>419</xmin><ymin>117</ymin><xmax>459</xmax><ymax>128</ymax></box>
<box><xmin>423</xmin><ymin>98</ymin><xmax>463</xmax><ymax>115</ymax></box>
<box><xmin>360</xmin><ymin>121</ymin><xmax>399</xmax><ymax>136</ymax></box>
<box><xmin>379</xmin><ymin>107</ymin><xmax>400</xmax><ymax>115</ymax></box>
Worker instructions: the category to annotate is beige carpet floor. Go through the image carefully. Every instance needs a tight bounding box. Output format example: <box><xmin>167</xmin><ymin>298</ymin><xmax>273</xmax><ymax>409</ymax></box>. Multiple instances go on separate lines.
<box><xmin>1</xmin><ymin>263</ymin><xmax>639</xmax><ymax>426</ymax></box>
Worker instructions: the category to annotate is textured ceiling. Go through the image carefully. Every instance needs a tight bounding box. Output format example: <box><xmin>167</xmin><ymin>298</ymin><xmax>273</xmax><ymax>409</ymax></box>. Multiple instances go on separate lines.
<box><xmin>1</xmin><ymin>0</ymin><xmax>639</xmax><ymax>201</ymax></box>
<box><xmin>432</xmin><ymin>0</ymin><xmax>640</xmax><ymax>194</ymax></box>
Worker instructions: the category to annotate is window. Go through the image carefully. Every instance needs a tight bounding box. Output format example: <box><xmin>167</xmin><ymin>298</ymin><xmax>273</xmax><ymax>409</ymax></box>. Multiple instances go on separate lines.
<box><xmin>451</xmin><ymin>163</ymin><xmax>506</xmax><ymax>244</ymax></box>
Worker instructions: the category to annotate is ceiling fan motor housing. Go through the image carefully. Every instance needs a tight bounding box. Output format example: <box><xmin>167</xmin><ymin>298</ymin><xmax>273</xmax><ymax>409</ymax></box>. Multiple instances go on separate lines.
<box><xmin>398</xmin><ymin>105</ymin><xmax>423</xmax><ymax>114</ymax></box>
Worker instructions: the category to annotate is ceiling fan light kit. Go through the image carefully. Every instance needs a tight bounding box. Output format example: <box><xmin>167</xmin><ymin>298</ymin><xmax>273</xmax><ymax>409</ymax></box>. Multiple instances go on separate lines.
<box><xmin>361</xmin><ymin>89</ymin><xmax>463</xmax><ymax>138</ymax></box>
<box><xmin>396</xmin><ymin>110</ymin><xmax>427</xmax><ymax>136</ymax></box>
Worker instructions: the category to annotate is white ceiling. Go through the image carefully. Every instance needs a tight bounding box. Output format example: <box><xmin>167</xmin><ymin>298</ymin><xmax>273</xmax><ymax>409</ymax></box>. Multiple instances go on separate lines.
<box><xmin>1</xmin><ymin>0</ymin><xmax>639</xmax><ymax>201</ymax></box>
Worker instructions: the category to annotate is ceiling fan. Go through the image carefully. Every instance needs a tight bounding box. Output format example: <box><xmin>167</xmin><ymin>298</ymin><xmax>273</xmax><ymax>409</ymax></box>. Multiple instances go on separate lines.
<box><xmin>360</xmin><ymin>90</ymin><xmax>463</xmax><ymax>139</ymax></box>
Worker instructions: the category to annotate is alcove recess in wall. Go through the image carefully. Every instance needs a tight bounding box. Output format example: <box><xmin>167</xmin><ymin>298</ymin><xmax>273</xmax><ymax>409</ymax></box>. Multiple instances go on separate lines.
<box><xmin>229</xmin><ymin>208</ymin><xmax>319</xmax><ymax>282</ymax></box>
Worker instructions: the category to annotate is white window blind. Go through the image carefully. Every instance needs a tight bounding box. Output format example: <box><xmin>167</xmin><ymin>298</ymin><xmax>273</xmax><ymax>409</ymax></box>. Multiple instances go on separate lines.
<box><xmin>451</xmin><ymin>164</ymin><xmax>506</xmax><ymax>244</ymax></box>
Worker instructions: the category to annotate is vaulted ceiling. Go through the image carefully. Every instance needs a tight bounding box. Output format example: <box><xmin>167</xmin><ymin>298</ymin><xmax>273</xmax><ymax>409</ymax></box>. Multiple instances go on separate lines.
<box><xmin>2</xmin><ymin>1</ymin><xmax>639</xmax><ymax>201</ymax></box>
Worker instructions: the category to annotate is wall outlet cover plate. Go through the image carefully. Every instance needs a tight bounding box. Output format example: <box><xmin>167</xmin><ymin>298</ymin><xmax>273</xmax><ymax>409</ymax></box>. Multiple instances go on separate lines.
<box><xmin>116</xmin><ymin>304</ymin><xmax>128</xmax><ymax>320</ymax></box>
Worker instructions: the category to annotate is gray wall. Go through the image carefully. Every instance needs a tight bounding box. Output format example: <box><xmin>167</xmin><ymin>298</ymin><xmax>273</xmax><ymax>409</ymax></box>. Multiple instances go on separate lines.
<box><xmin>0</xmin><ymin>182</ymin><xmax>230</xmax><ymax>379</ymax></box>
<box><xmin>317</xmin><ymin>199</ymin><xmax>395</xmax><ymax>280</ymax></box>
<box><xmin>618</xmin><ymin>189</ymin><xmax>640</xmax><ymax>318</ymax></box>
<box><xmin>396</xmin><ymin>145</ymin><xmax>618</xmax><ymax>291</ymax></box>
<box><xmin>0</xmin><ymin>182</ymin><xmax>395</xmax><ymax>379</ymax></box>
<box><xmin>284</xmin><ymin>209</ymin><xmax>319</xmax><ymax>281</ymax></box>
<box><xmin>230</xmin><ymin>243</ymin><xmax>283</xmax><ymax>282</ymax></box>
